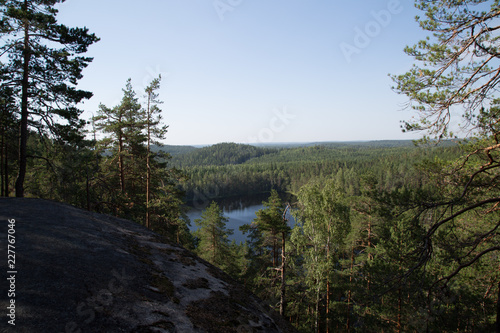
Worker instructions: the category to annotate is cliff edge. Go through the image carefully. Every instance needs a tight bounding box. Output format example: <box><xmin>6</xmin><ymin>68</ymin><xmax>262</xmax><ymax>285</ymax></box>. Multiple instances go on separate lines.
<box><xmin>0</xmin><ymin>198</ymin><xmax>296</xmax><ymax>333</ymax></box>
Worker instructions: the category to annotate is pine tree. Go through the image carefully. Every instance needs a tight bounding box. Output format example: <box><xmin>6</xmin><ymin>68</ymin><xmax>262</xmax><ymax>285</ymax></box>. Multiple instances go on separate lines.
<box><xmin>254</xmin><ymin>190</ymin><xmax>288</xmax><ymax>269</ymax></box>
<box><xmin>23</xmin><ymin>132</ymin><xmax>96</xmax><ymax>209</ymax></box>
<box><xmin>241</xmin><ymin>189</ymin><xmax>290</xmax><ymax>315</ymax></box>
<box><xmin>119</xmin><ymin>78</ymin><xmax>146</xmax><ymax>197</ymax></box>
<box><xmin>391</xmin><ymin>2</ymin><xmax>500</xmax><ymax>329</ymax></box>
<box><xmin>194</xmin><ymin>201</ymin><xmax>234</xmax><ymax>270</ymax></box>
<box><xmin>0</xmin><ymin>0</ymin><xmax>99</xmax><ymax>197</ymax></box>
<box><xmin>144</xmin><ymin>75</ymin><xmax>168</xmax><ymax>228</ymax></box>
<box><xmin>93</xmin><ymin>79</ymin><xmax>146</xmax><ymax>220</ymax></box>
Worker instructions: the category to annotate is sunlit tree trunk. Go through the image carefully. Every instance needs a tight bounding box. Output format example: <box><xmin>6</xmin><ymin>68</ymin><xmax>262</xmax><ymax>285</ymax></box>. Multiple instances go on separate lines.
<box><xmin>146</xmin><ymin>97</ymin><xmax>151</xmax><ymax>228</ymax></box>
<box><xmin>212</xmin><ymin>224</ymin><xmax>216</xmax><ymax>263</ymax></box>
<box><xmin>326</xmin><ymin>225</ymin><xmax>331</xmax><ymax>333</ymax></box>
<box><xmin>280</xmin><ymin>203</ymin><xmax>291</xmax><ymax>317</ymax></box>
<box><xmin>280</xmin><ymin>230</ymin><xmax>286</xmax><ymax>316</ymax></box>
<box><xmin>315</xmin><ymin>283</ymin><xmax>320</xmax><ymax>333</ymax></box>
<box><xmin>367</xmin><ymin>206</ymin><xmax>373</xmax><ymax>291</ymax></box>
<box><xmin>118</xmin><ymin>132</ymin><xmax>125</xmax><ymax>194</ymax></box>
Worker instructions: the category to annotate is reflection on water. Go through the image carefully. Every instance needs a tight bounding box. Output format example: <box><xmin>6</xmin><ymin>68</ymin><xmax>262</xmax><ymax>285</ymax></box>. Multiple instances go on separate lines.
<box><xmin>185</xmin><ymin>193</ymin><xmax>296</xmax><ymax>243</ymax></box>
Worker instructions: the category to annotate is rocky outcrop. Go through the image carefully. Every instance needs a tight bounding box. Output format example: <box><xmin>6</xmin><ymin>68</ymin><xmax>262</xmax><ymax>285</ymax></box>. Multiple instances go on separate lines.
<box><xmin>0</xmin><ymin>198</ymin><xmax>296</xmax><ymax>333</ymax></box>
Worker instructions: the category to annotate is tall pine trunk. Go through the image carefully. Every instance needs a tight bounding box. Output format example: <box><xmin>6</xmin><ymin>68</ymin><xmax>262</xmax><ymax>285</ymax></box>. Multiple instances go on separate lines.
<box><xmin>146</xmin><ymin>98</ymin><xmax>151</xmax><ymax>228</ymax></box>
<box><xmin>85</xmin><ymin>166</ymin><xmax>90</xmax><ymax>210</ymax></box>
<box><xmin>280</xmin><ymin>231</ymin><xmax>286</xmax><ymax>316</ymax></box>
<box><xmin>1</xmin><ymin>124</ymin><xmax>5</xmax><ymax>197</ymax></box>
<box><xmin>326</xmin><ymin>234</ymin><xmax>330</xmax><ymax>333</ymax></box>
<box><xmin>367</xmin><ymin>206</ymin><xmax>373</xmax><ymax>291</ymax></box>
<box><xmin>15</xmin><ymin>7</ymin><xmax>30</xmax><ymax>198</ymax></box>
<box><xmin>280</xmin><ymin>204</ymin><xmax>290</xmax><ymax>317</ymax></box>
<box><xmin>315</xmin><ymin>283</ymin><xmax>320</xmax><ymax>333</ymax></box>
<box><xmin>347</xmin><ymin>246</ymin><xmax>354</xmax><ymax>333</ymax></box>
<box><xmin>118</xmin><ymin>133</ymin><xmax>125</xmax><ymax>194</ymax></box>
<box><xmin>212</xmin><ymin>224</ymin><xmax>217</xmax><ymax>264</ymax></box>
<box><xmin>146</xmin><ymin>147</ymin><xmax>150</xmax><ymax>228</ymax></box>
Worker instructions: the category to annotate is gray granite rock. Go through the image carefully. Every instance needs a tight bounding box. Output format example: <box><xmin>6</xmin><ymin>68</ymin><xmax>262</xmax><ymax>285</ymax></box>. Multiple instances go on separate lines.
<box><xmin>0</xmin><ymin>198</ymin><xmax>296</xmax><ymax>333</ymax></box>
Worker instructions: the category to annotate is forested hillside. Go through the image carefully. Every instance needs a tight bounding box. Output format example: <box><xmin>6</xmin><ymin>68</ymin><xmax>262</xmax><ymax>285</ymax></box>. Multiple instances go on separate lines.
<box><xmin>177</xmin><ymin>140</ymin><xmax>500</xmax><ymax>332</ymax></box>
<box><xmin>152</xmin><ymin>144</ymin><xmax>197</xmax><ymax>156</ymax></box>
<box><xmin>2</xmin><ymin>1</ymin><xmax>500</xmax><ymax>332</ymax></box>
<box><xmin>171</xmin><ymin>141</ymin><xmax>460</xmax><ymax>203</ymax></box>
<box><xmin>170</xmin><ymin>142</ymin><xmax>276</xmax><ymax>167</ymax></box>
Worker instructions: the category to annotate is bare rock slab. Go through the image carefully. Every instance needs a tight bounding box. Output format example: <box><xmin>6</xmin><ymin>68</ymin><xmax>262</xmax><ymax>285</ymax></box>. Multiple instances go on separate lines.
<box><xmin>0</xmin><ymin>198</ymin><xmax>296</xmax><ymax>333</ymax></box>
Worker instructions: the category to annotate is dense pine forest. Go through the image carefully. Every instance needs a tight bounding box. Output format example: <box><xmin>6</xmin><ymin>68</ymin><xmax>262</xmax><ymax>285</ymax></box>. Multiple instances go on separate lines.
<box><xmin>169</xmin><ymin>141</ymin><xmax>500</xmax><ymax>332</ymax></box>
<box><xmin>171</xmin><ymin>142</ymin><xmax>459</xmax><ymax>204</ymax></box>
<box><xmin>2</xmin><ymin>0</ymin><xmax>500</xmax><ymax>332</ymax></box>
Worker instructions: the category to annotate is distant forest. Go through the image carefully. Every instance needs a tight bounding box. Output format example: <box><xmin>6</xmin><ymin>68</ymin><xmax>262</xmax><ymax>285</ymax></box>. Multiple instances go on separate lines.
<box><xmin>164</xmin><ymin>140</ymin><xmax>500</xmax><ymax>332</ymax></box>
<box><xmin>2</xmin><ymin>0</ymin><xmax>500</xmax><ymax>332</ymax></box>
<box><xmin>164</xmin><ymin>141</ymin><xmax>460</xmax><ymax>204</ymax></box>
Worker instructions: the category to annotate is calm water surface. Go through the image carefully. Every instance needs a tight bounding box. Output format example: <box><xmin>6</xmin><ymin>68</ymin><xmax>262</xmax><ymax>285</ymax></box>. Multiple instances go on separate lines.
<box><xmin>186</xmin><ymin>194</ymin><xmax>295</xmax><ymax>243</ymax></box>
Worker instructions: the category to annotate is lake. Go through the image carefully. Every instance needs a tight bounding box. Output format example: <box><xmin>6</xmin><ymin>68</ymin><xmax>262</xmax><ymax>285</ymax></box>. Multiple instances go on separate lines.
<box><xmin>185</xmin><ymin>193</ymin><xmax>296</xmax><ymax>243</ymax></box>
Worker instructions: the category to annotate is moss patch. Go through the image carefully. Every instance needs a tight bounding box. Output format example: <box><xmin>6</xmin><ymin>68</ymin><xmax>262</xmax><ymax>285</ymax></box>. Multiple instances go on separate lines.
<box><xmin>182</xmin><ymin>277</ymin><xmax>209</xmax><ymax>290</ymax></box>
<box><xmin>176</xmin><ymin>251</ymin><xmax>198</xmax><ymax>266</ymax></box>
<box><xmin>185</xmin><ymin>291</ymin><xmax>244</xmax><ymax>333</ymax></box>
<box><xmin>125</xmin><ymin>235</ymin><xmax>155</xmax><ymax>267</ymax></box>
<box><xmin>151</xmin><ymin>273</ymin><xmax>175</xmax><ymax>298</ymax></box>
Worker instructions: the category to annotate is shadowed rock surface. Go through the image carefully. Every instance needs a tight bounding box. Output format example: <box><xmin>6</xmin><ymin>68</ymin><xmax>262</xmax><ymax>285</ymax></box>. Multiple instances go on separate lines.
<box><xmin>0</xmin><ymin>198</ymin><xmax>297</xmax><ymax>333</ymax></box>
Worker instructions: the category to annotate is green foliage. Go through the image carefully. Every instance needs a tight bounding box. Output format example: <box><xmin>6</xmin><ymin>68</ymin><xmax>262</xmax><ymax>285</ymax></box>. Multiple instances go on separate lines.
<box><xmin>23</xmin><ymin>131</ymin><xmax>97</xmax><ymax>207</ymax></box>
<box><xmin>290</xmin><ymin>179</ymin><xmax>351</xmax><ymax>332</ymax></box>
<box><xmin>144</xmin><ymin>75</ymin><xmax>168</xmax><ymax>147</ymax></box>
<box><xmin>91</xmin><ymin>79</ymin><xmax>190</xmax><ymax>247</ymax></box>
<box><xmin>0</xmin><ymin>85</ymin><xmax>18</xmax><ymax>196</ymax></box>
<box><xmin>193</xmin><ymin>201</ymin><xmax>236</xmax><ymax>273</ymax></box>
<box><xmin>239</xmin><ymin>190</ymin><xmax>290</xmax><ymax>309</ymax></box>
<box><xmin>154</xmin><ymin>144</ymin><xmax>197</xmax><ymax>156</ymax></box>
<box><xmin>181</xmin><ymin>138</ymin><xmax>497</xmax><ymax>331</ymax></box>
<box><xmin>392</xmin><ymin>1</ymin><xmax>500</xmax><ymax>140</ymax></box>
<box><xmin>390</xmin><ymin>2</ymin><xmax>500</xmax><ymax>330</ymax></box>
<box><xmin>171</xmin><ymin>142</ymin><xmax>276</xmax><ymax>167</ymax></box>
<box><xmin>0</xmin><ymin>1</ymin><xmax>497</xmax><ymax>330</ymax></box>
<box><xmin>93</xmin><ymin>79</ymin><xmax>146</xmax><ymax>214</ymax></box>
<box><xmin>179</xmin><ymin>142</ymin><xmax>461</xmax><ymax>203</ymax></box>
<box><xmin>0</xmin><ymin>0</ymin><xmax>99</xmax><ymax>196</ymax></box>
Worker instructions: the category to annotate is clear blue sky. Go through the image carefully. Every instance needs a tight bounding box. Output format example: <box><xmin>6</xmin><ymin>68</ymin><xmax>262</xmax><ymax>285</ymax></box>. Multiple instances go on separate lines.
<box><xmin>56</xmin><ymin>0</ymin><xmax>428</xmax><ymax>146</ymax></box>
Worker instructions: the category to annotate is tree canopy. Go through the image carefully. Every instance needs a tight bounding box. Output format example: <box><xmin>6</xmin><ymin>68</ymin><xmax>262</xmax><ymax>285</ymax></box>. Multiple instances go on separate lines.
<box><xmin>392</xmin><ymin>0</ymin><xmax>500</xmax><ymax>314</ymax></box>
<box><xmin>0</xmin><ymin>0</ymin><xmax>99</xmax><ymax>197</ymax></box>
<box><xmin>392</xmin><ymin>0</ymin><xmax>500</xmax><ymax>139</ymax></box>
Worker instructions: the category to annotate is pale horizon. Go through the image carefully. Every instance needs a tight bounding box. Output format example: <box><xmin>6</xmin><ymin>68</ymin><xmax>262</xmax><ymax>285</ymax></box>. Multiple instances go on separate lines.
<box><xmin>57</xmin><ymin>0</ymin><xmax>430</xmax><ymax>146</ymax></box>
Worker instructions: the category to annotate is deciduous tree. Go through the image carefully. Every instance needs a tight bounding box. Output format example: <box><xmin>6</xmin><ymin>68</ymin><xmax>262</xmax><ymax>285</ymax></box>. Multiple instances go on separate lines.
<box><xmin>291</xmin><ymin>180</ymin><xmax>350</xmax><ymax>333</ymax></box>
